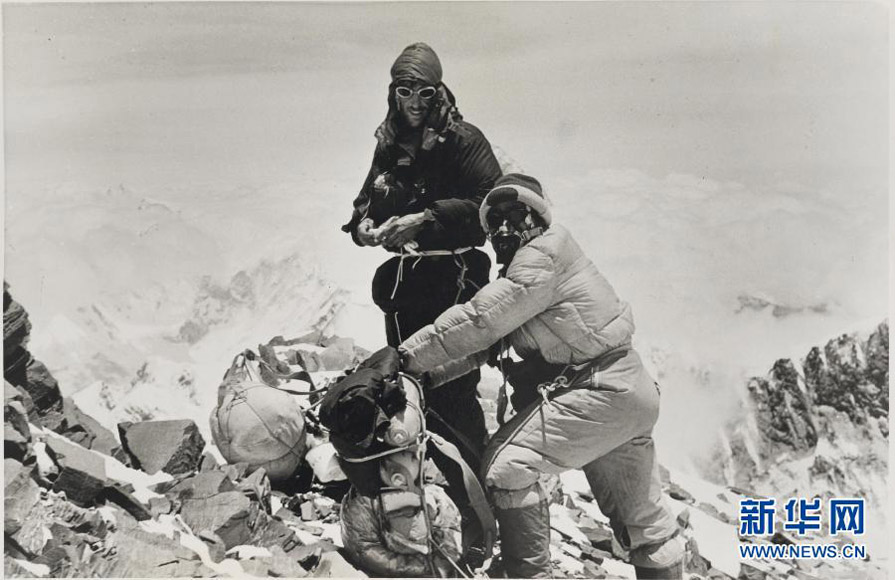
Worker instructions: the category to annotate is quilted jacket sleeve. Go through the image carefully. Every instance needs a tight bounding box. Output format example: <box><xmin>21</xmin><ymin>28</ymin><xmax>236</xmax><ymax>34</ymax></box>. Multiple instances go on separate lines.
<box><xmin>401</xmin><ymin>246</ymin><xmax>556</xmax><ymax>375</ymax></box>
<box><xmin>425</xmin><ymin>349</ymin><xmax>490</xmax><ymax>388</ymax></box>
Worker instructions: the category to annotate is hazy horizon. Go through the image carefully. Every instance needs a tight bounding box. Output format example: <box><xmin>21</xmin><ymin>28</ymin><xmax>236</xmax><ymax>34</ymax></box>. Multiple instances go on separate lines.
<box><xmin>4</xmin><ymin>2</ymin><xmax>890</xmax><ymax>359</ymax></box>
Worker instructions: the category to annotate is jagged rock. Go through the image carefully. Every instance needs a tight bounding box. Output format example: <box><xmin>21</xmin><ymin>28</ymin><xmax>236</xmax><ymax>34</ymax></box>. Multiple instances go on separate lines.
<box><xmin>3</xmin><ymin>286</ymin><xmax>32</xmax><ymax>357</ymax></box>
<box><xmin>5</xmin><ymin>556</ymin><xmax>50</xmax><ymax>577</ymax></box>
<box><xmin>87</xmin><ymin>507</ymin><xmax>215</xmax><ymax>577</ymax></box>
<box><xmin>747</xmin><ymin>359</ymin><xmax>817</xmax><ymax>454</ymax></box>
<box><xmin>667</xmin><ymin>482</ymin><xmax>695</xmax><ymax>503</ymax></box>
<box><xmin>240</xmin><ymin>558</ymin><xmax>272</xmax><ymax>576</ymax></box>
<box><xmin>804</xmin><ymin>331</ymin><xmax>886</xmax><ymax>421</ymax></box>
<box><xmin>197</xmin><ymin>530</ymin><xmax>227</xmax><ymax>563</ymax></box>
<box><xmin>265</xmin><ymin>544</ymin><xmax>310</xmax><ymax>577</ymax></box>
<box><xmin>5</xmin><ymin>380</ymin><xmax>36</xmax><ymax>422</ymax></box>
<box><xmin>5</xmin><ymin>399</ymin><xmax>31</xmax><ymax>461</ymax></box>
<box><xmin>20</xmin><ymin>359</ymin><xmax>63</xmax><ymax>417</ymax></box>
<box><xmin>199</xmin><ymin>450</ymin><xmax>221</xmax><ymax>471</ymax></box>
<box><xmin>7</xmin><ymin>475</ymin><xmax>111</xmax><ymax>561</ymax></box>
<box><xmin>161</xmin><ymin>470</ymin><xmax>237</xmax><ymax>499</ymax></box>
<box><xmin>32</xmin><ymin>545</ymin><xmax>75</xmax><ymax>578</ymax></box>
<box><xmin>281</xmin><ymin>348</ymin><xmax>302</xmax><ymax>366</ymax></box>
<box><xmin>118</xmin><ymin>419</ymin><xmax>205</xmax><ymax>475</ymax></box>
<box><xmin>865</xmin><ymin>321</ymin><xmax>889</xmax><ymax>395</ymax></box>
<box><xmin>222</xmin><ymin>461</ymin><xmax>253</xmax><ymax>482</ymax></box>
<box><xmin>739</xmin><ymin>562</ymin><xmax>768</xmax><ymax>579</ymax></box>
<box><xmin>43</xmin><ymin>397</ymin><xmax>124</xmax><ymax>458</ymax></box>
<box><xmin>300</xmin><ymin>500</ymin><xmax>317</xmax><ymax>521</ymax></box>
<box><xmin>237</xmin><ymin>467</ymin><xmax>272</xmax><ymax>512</ymax></box>
<box><xmin>698</xmin><ymin>502</ymin><xmax>731</xmax><ymax>524</ymax></box>
<box><xmin>45</xmin><ymin>436</ymin><xmax>109</xmax><ymax>507</ymax></box>
<box><xmin>313</xmin><ymin>496</ymin><xmax>335</xmax><ymax>519</ymax></box>
<box><xmin>305</xmin><ymin>442</ymin><xmax>347</xmax><ymax>483</ymax></box>
<box><xmin>294</xmin><ymin>346</ymin><xmax>324</xmax><ymax>372</ymax></box>
<box><xmin>252</xmin><ymin>515</ymin><xmax>304</xmax><ymax>555</ymax></box>
<box><xmin>179</xmin><ymin>491</ymin><xmax>263</xmax><ymax>549</ymax></box>
<box><xmin>148</xmin><ymin>496</ymin><xmax>174</xmax><ymax>517</ymax></box>
<box><xmin>98</xmin><ymin>484</ymin><xmax>152</xmax><ymax>521</ymax></box>
<box><xmin>4</xmin><ymin>459</ymin><xmax>41</xmax><ymax>537</ymax></box>
<box><xmin>319</xmin><ymin>337</ymin><xmax>356</xmax><ymax>370</ymax></box>
<box><xmin>582</xmin><ymin>559</ymin><xmax>609</xmax><ymax>578</ymax></box>
<box><xmin>684</xmin><ymin>535</ymin><xmax>712</xmax><ymax>576</ymax></box>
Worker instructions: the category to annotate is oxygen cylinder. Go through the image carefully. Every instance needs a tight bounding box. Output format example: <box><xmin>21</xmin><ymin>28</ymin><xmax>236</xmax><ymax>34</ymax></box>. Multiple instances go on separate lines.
<box><xmin>382</xmin><ymin>375</ymin><xmax>423</xmax><ymax>447</ymax></box>
<box><xmin>380</xmin><ymin>449</ymin><xmax>421</xmax><ymax>489</ymax></box>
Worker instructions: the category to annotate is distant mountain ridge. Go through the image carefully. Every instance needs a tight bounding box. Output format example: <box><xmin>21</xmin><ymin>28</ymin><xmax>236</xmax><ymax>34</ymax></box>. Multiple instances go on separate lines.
<box><xmin>704</xmin><ymin>320</ymin><xmax>888</xmax><ymax>531</ymax></box>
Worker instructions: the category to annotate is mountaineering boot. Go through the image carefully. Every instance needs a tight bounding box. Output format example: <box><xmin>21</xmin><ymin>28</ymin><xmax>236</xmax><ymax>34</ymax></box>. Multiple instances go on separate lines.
<box><xmin>495</xmin><ymin>499</ymin><xmax>551</xmax><ymax>578</ymax></box>
<box><xmin>634</xmin><ymin>560</ymin><xmax>684</xmax><ymax>579</ymax></box>
<box><xmin>630</xmin><ymin>533</ymin><xmax>686</xmax><ymax>580</ymax></box>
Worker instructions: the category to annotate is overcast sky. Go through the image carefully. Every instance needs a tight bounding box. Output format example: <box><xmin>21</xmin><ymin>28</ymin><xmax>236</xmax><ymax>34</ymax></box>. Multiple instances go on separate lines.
<box><xmin>3</xmin><ymin>2</ymin><xmax>891</xmax><ymax>352</ymax></box>
<box><xmin>4</xmin><ymin>1</ymin><xmax>889</xmax><ymax>198</ymax></box>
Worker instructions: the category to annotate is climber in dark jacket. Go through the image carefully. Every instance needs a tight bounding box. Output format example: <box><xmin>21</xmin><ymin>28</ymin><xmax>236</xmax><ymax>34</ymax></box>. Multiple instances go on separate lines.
<box><xmin>342</xmin><ymin>43</ymin><xmax>502</xmax><ymax>473</ymax></box>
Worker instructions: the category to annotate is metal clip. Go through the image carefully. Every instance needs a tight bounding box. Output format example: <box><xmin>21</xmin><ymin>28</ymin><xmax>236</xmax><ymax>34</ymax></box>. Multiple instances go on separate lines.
<box><xmin>536</xmin><ymin>376</ymin><xmax>567</xmax><ymax>410</ymax></box>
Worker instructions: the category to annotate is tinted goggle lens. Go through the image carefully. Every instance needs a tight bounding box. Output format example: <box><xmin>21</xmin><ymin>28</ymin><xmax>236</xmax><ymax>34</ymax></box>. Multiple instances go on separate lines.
<box><xmin>395</xmin><ymin>86</ymin><xmax>438</xmax><ymax>100</ymax></box>
<box><xmin>486</xmin><ymin>207</ymin><xmax>529</xmax><ymax>232</ymax></box>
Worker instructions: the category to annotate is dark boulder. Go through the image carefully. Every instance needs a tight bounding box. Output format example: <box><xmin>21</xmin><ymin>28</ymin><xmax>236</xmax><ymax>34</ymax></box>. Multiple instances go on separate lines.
<box><xmin>4</xmin><ymin>389</ymin><xmax>32</xmax><ymax>461</ymax></box>
<box><xmin>45</xmin><ymin>436</ymin><xmax>109</xmax><ymax>507</ymax></box>
<box><xmin>179</xmin><ymin>491</ymin><xmax>263</xmax><ymax>549</ymax></box>
<box><xmin>4</xmin><ymin>459</ymin><xmax>42</xmax><ymax>537</ymax></box>
<box><xmin>20</xmin><ymin>359</ymin><xmax>63</xmax><ymax>418</ymax></box>
<box><xmin>118</xmin><ymin>419</ymin><xmax>205</xmax><ymax>475</ymax></box>
<box><xmin>3</xmin><ymin>286</ymin><xmax>32</xmax><ymax>358</ymax></box>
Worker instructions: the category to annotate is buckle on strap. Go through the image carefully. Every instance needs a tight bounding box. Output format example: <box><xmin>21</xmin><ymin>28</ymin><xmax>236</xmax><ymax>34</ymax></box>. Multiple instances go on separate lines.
<box><xmin>536</xmin><ymin>375</ymin><xmax>568</xmax><ymax>410</ymax></box>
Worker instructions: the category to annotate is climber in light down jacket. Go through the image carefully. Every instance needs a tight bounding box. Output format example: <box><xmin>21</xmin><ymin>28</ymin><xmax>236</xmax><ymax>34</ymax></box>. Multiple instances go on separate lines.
<box><xmin>399</xmin><ymin>173</ymin><xmax>686</xmax><ymax>579</ymax></box>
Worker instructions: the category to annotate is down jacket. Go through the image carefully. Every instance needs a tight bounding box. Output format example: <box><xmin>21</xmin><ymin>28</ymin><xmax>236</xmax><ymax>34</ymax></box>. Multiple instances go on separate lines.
<box><xmin>342</xmin><ymin>104</ymin><xmax>502</xmax><ymax>252</ymax></box>
<box><xmin>340</xmin><ymin>485</ymin><xmax>463</xmax><ymax>577</ymax></box>
<box><xmin>400</xmin><ymin>224</ymin><xmax>635</xmax><ymax>382</ymax></box>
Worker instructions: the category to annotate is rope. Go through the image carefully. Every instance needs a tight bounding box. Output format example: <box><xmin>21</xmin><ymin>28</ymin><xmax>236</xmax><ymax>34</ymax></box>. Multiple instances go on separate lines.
<box><xmin>430</xmin><ymin>535</ymin><xmax>471</xmax><ymax>578</ymax></box>
<box><xmin>340</xmin><ymin>383</ymin><xmax>427</xmax><ymax>464</ymax></box>
<box><xmin>389</xmin><ymin>245</ymin><xmax>474</xmax><ymax>302</ymax></box>
<box><xmin>497</xmin><ymin>338</ymin><xmax>508</xmax><ymax>426</ymax></box>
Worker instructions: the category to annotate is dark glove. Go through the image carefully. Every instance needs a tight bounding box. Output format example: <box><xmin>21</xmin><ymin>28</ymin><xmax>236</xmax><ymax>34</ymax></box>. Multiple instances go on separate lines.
<box><xmin>359</xmin><ymin>346</ymin><xmax>401</xmax><ymax>379</ymax></box>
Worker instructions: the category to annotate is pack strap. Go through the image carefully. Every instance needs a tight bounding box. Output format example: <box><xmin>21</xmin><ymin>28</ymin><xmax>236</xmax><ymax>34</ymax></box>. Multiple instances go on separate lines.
<box><xmin>429</xmin><ymin>432</ymin><xmax>496</xmax><ymax>568</ymax></box>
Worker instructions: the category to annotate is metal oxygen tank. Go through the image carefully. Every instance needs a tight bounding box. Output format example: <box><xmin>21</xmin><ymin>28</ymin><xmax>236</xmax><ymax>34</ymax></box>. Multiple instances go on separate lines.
<box><xmin>382</xmin><ymin>374</ymin><xmax>423</xmax><ymax>446</ymax></box>
<box><xmin>379</xmin><ymin>374</ymin><xmax>424</xmax><ymax>489</ymax></box>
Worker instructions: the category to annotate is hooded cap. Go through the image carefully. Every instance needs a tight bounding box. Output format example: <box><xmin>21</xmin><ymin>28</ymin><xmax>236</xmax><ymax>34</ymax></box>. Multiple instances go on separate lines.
<box><xmin>390</xmin><ymin>42</ymin><xmax>443</xmax><ymax>86</ymax></box>
<box><xmin>479</xmin><ymin>173</ymin><xmax>553</xmax><ymax>232</ymax></box>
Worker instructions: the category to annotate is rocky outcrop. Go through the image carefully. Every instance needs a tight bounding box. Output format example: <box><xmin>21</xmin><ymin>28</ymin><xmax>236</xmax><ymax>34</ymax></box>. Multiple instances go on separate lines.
<box><xmin>5</xmin><ymin>278</ymin><xmax>887</xmax><ymax>579</ymax></box>
<box><xmin>746</xmin><ymin>359</ymin><xmax>817</xmax><ymax>455</ymax></box>
<box><xmin>804</xmin><ymin>321</ymin><xmax>889</xmax><ymax>421</ymax></box>
<box><xmin>712</xmin><ymin>320</ymin><xmax>888</xmax><ymax>520</ymax></box>
<box><xmin>3</xmin><ymin>283</ymin><xmax>124</xmax><ymax>459</ymax></box>
<box><xmin>118</xmin><ymin>419</ymin><xmax>205</xmax><ymax>475</ymax></box>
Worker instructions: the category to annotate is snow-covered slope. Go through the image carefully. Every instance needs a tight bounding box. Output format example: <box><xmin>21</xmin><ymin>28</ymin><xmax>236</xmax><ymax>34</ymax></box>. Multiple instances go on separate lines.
<box><xmin>60</xmin><ymin>253</ymin><xmax>347</xmax><ymax>437</ymax></box>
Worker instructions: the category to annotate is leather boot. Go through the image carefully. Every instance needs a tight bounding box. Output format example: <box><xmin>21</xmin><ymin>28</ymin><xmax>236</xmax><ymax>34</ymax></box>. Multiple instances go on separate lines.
<box><xmin>634</xmin><ymin>560</ymin><xmax>684</xmax><ymax>579</ymax></box>
<box><xmin>495</xmin><ymin>500</ymin><xmax>551</xmax><ymax>578</ymax></box>
<box><xmin>631</xmin><ymin>533</ymin><xmax>686</xmax><ymax>579</ymax></box>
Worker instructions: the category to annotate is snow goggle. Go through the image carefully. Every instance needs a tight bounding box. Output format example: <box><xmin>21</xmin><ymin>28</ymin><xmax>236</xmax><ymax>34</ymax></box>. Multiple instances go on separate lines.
<box><xmin>486</xmin><ymin>205</ymin><xmax>531</xmax><ymax>234</ymax></box>
<box><xmin>394</xmin><ymin>85</ymin><xmax>438</xmax><ymax>100</ymax></box>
